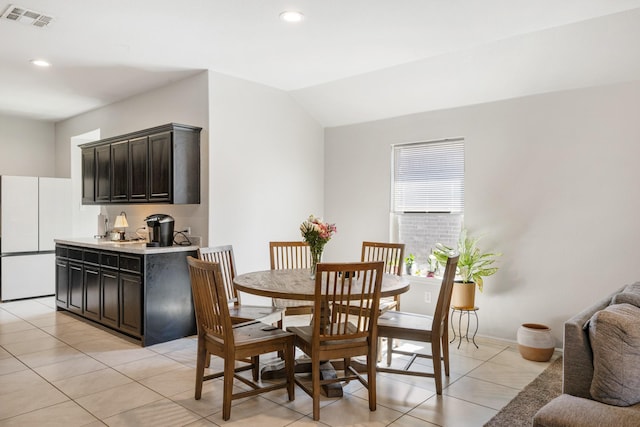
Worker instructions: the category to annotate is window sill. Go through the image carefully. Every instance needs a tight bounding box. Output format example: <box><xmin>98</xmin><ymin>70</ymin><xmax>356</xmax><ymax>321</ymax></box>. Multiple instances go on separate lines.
<box><xmin>405</xmin><ymin>275</ymin><xmax>442</xmax><ymax>286</ymax></box>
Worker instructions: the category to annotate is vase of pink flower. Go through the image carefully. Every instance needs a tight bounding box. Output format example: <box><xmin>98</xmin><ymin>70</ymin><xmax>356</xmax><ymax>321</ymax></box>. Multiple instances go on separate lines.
<box><xmin>300</xmin><ymin>215</ymin><xmax>337</xmax><ymax>279</ymax></box>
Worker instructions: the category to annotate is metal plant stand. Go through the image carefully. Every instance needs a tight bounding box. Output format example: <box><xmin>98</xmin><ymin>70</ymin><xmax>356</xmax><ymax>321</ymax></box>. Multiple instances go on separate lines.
<box><xmin>450</xmin><ymin>306</ymin><xmax>479</xmax><ymax>349</ymax></box>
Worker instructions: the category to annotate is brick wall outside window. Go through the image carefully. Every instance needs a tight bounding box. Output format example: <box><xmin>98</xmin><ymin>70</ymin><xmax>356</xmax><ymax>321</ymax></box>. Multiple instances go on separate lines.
<box><xmin>393</xmin><ymin>213</ymin><xmax>463</xmax><ymax>275</ymax></box>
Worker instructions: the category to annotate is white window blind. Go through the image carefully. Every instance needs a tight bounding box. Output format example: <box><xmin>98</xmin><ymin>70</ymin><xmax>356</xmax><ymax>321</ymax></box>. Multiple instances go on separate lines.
<box><xmin>392</xmin><ymin>139</ymin><xmax>464</xmax><ymax>213</ymax></box>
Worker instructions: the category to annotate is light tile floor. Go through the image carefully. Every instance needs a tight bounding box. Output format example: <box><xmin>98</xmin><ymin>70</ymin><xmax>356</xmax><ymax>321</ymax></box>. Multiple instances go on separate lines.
<box><xmin>0</xmin><ymin>297</ymin><xmax>558</xmax><ymax>426</ymax></box>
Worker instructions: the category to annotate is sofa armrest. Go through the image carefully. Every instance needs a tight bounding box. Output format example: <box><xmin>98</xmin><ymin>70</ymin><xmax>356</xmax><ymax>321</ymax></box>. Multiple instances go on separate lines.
<box><xmin>563</xmin><ymin>287</ymin><xmax>624</xmax><ymax>398</ymax></box>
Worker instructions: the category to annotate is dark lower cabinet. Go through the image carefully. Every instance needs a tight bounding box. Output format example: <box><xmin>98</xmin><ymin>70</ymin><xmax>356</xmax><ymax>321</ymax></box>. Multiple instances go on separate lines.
<box><xmin>83</xmin><ymin>266</ymin><xmax>100</xmax><ymax>321</ymax></box>
<box><xmin>100</xmin><ymin>269</ymin><xmax>119</xmax><ymax>329</ymax></box>
<box><xmin>55</xmin><ymin>257</ymin><xmax>69</xmax><ymax>308</ymax></box>
<box><xmin>55</xmin><ymin>244</ymin><xmax>196</xmax><ymax>346</ymax></box>
<box><xmin>119</xmin><ymin>273</ymin><xmax>142</xmax><ymax>337</ymax></box>
<box><xmin>68</xmin><ymin>261</ymin><xmax>84</xmax><ymax>315</ymax></box>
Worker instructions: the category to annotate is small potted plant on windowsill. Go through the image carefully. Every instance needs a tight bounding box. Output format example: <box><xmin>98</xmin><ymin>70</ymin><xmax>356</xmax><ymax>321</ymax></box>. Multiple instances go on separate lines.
<box><xmin>404</xmin><ymin>253</ymin><xmax>415</xmax><ymax>276</ymax></box>
<box><xmin>433</xmin><ymin>229</ymin><xmax>501</xmax><ymax>308</ymax></box>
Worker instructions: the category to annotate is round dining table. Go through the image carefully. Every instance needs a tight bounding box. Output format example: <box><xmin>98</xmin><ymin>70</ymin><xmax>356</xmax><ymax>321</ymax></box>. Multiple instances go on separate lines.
<box><xmin>233</xmin><ymin>268</ymin><xmax>410</xmax><ymax>397</ymax></box>
<box><xmin>233</xmin><ymin>268</ymin><xmax>410</xmax><ymax>301</ymax></box>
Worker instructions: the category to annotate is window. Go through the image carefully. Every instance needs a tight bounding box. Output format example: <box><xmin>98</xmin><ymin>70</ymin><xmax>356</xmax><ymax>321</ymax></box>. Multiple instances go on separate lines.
<box><xmin>390</xmin><ymin>138</ymin><xmax>464</xmax><ymax>275</ymax></box>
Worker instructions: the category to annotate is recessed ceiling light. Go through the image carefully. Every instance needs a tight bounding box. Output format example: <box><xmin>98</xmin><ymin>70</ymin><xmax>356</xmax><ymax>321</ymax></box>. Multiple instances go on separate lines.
<box><xmin>31</xmin><ymin>59</ymin><xmax>51</xmax><ymax>67</ymax></box>
<box><xmin>279</xmin><ymin>10</ymin><xmax>304</xmax><ymax>23</ymax></box>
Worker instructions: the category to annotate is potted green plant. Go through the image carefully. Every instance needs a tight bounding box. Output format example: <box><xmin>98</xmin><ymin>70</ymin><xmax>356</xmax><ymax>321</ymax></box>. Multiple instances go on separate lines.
<box><xmin>404</xmin><ymin>253</ymin><xmax>415</xmax><ymax>276</ymax></box>
<box><xmin>433</xmin><ymin>229</ymin><xmax>501</xmax><ymax>308</ymax></box>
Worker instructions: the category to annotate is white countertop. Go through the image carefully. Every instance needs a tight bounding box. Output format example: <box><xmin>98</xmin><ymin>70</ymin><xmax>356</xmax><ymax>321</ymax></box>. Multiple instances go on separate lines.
<box><xmin>54</xmin><ymin>238</ymin><xmax>199</xmax><ymax>255</ymax></box>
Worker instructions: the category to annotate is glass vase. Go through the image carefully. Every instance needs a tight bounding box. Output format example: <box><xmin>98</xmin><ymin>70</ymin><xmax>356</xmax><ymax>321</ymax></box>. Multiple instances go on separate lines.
<box><xmin>310</xmin><ymin>247</ymin><xmax>323</xmax><ymax>280</ymax></box>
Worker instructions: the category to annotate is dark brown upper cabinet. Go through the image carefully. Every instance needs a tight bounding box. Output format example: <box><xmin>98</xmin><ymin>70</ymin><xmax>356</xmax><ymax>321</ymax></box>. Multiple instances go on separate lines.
<box><xmin>80</xmin><ymin>123</ymin><xmax>201</xmax><ymax>205</ymax></box>
<box><xmin>110</xmin><ymin>140</ymin><xmax>129</xmax><ymax>202</ymax></box>
<box><xmin>81</xmin><ymin>147</ymin><xmax>95</xmax><ymax>204</ymax></box>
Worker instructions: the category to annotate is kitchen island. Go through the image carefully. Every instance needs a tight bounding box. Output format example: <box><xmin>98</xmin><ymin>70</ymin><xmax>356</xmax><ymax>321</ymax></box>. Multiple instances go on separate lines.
<box><xmin>54</xmin><ymin>238</ymin><xmax>198</xmax><ymax>346</ymax></box>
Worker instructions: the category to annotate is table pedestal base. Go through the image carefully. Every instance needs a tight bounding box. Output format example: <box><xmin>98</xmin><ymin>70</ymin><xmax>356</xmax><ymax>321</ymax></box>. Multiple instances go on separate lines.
<box><xmin>260</xmin><ymin>360</ymin><xmax>344</xmax><ymax>397</ymax></box>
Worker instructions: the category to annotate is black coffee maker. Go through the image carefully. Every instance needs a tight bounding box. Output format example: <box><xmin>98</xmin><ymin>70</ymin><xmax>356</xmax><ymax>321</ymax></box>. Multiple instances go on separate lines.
<box><xmin>144</xmin><ymin>214</ymin><xmax>175</xmax><ymax>247</ymax></box>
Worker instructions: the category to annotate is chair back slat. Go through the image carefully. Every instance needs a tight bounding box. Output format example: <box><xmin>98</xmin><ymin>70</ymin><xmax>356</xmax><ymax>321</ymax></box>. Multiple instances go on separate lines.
<box><xmin>433</xmin><ymin>253</ymin><xmax>460</xmax><ymax>336</ymax></box>
<box><xmin>270</xmin><ymin>241</ymin><xmax>312</xmax><ymax>270</ymax></box>
<box><xmin>187</xmin><ymin>256</ymin><xmax>233</xmax><ymax>345</ymax></box>
<box><xmin>198</xmin><ymin>246</ymin><xmax>238</xmax><ymax>305</ymax></box>
<box><xmin>316</xmin><ymin>261</ymin><xmax>384</xmax><ymax>343</ymax></box>
<box><xmin>361</xmin><ymin>241</ymin><xmax>405</xmax><ymax>276</ymax></box>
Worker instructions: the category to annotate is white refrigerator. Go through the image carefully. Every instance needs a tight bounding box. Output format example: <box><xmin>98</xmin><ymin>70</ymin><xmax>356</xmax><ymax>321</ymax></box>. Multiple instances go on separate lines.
<box><xmin>1</xmin><ymin>176</ymin><xmax>72</xmax><ymax>301</ymax></box>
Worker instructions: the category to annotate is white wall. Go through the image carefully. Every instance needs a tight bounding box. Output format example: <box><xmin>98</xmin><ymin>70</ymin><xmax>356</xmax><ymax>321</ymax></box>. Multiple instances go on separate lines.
<box><xmin>52</xmin><ymin>70</ymin><xmax>325</xmax><ymax>308</ymax></box>
<box><xmin>54</xmin><ymin>72</ymin><xmax>209</xmax><ymax>242</ymax></box>
<box><xmin>207</xmin><ymin>71</ymin><xmax>324</xmax><ymax>299</ymax></box>
<box><xmin>325</xmin><ymin>80</ymin><xmax>640</xmax><ymax>344</ymax></box>
<box><xmin>0</xmin><ymin>115</ymin><xmax>55</xmax><ymax>176</ymax></box>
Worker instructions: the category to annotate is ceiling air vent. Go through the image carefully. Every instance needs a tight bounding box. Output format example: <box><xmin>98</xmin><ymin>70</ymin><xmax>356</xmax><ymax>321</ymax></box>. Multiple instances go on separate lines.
<box><xmin>1</xmin><ymin>4</ymin><xmax>53</xmax><ymax>28</ymax></box>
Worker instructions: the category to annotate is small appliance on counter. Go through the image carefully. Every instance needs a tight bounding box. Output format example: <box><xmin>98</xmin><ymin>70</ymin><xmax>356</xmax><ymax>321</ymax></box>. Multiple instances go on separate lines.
<box><xmin>144</xmin><ymin>214</ymin><xmax>175</xmax><ymax>247</ymax></box>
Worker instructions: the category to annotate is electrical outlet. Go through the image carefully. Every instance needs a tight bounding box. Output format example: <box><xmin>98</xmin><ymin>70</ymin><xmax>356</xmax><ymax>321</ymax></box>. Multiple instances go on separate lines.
<box><xmin>185</xmin><ymin>226</ymin><xmax>191</xmax><ymax>235</ymax></box>
<box><xmin>424</xmin><ymin>291</ymin><xmax>432</xmax><ymax>303</ymax></box>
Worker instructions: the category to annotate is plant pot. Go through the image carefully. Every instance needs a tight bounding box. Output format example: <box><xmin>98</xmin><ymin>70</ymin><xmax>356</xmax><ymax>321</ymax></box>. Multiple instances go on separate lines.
<box><xmin>451</xmin><ymin>281</ymin><xmax>476</xmax><ymax>309</ymax></box>
<box><xmin>517</xmin><ymin>323</ymin><xmax>555</xmax><ymax>362</ymax></box>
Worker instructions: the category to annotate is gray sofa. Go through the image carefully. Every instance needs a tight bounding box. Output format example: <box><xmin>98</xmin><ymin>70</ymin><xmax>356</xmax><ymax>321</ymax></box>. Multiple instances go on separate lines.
<box><xmin>533</xmin><ymin>285</ymin><xmax>640</xmax><ymax>427</ymax></box>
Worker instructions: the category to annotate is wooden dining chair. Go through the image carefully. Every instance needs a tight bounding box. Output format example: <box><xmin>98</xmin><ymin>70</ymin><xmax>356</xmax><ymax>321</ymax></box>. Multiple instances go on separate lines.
<box><xmin>187</xmin><ymin>256</ymin><xmax>295</xmax><ymax>421</ymax></box>
<box><xmin>269</xmin><ymin>241</ymin><xmax>315</xmax><ymax>327</ymax></box>
<box><xmin>198</xmin><ymin>246</ymin><xmax>284</xmax><ymax>325</ymax></box>
<box><xmin>361</xmin><ymin>241</ymin><xmax>405</xmax><ymax>312</ymax></box>
<box><xmin>376</xmin><ymin>252</ymin><xmax>459</xmax><ymax>395</ymax></box>
<box><xmin>287</xmin><ymin>260</ymin><xmax>384</xmax><ymax>421</ymax></box>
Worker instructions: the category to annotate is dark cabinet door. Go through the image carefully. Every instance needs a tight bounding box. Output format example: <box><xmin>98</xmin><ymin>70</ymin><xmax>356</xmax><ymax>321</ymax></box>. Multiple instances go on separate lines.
<box><xmin>148</xmin><ymin>131</ymin><xmax>172</xmax><ymax>202</ymax></box>
<box><xmin>55</xmin><ymin>258</ymin><xmax>69</xmax><ymax>308</ymax></box>
<box><xmin>95</xmin><ymin>144</ymin><xmax>111</xmax><ymax>203</ymax></box>
<box><xmin>100</xmin><ymin>269</ymin><xmax>119</xmax><ymax>328</ymax></box>
<box><xmin>81</xmin><ymin>147</ymin><xmax>95</xmax><ymax>204</ymax></box>
<box><xmin>84</xmin><ymin>266</ymin><xmax>100</xmax><ymax>321</ymax></box>
<box><xmin>120</xmin><ymin>273</ymin><xmax>142</xmax><ymax>337</ymax></box>
<box><xmin>68</xmin><ymin>262</ymin><xmax>84</xmax><ymax>314</ymax></box>
<box><xmin>110</xmin><ymin>140</ymin><xmax>129</xmax><ymax>202</ymax></box>
<box><xmin>129</xmin><ymin>136</ymin><xmax>149</xmax><ymax>201</ymax></box>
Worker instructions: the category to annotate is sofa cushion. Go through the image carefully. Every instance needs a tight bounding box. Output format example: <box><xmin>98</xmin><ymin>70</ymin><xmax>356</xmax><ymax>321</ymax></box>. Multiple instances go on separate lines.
<box><xmin>612</xmin><ymin>292</ymin><xmax>640</xmax><ymax>309</ymax></box>
<box><xmin>623</xmin><ymin>282</ymin><xmax>640</xmax><ymax>296</ymax></box>
<box><xmin>533</xmin><ymin>394</ymin><xmax>640</xmax><ymax>427</ymax></box>
<box><xmin>588</xmin><ymin>303</ymin><xmax>640</xmax><ymax>406</ymax></box>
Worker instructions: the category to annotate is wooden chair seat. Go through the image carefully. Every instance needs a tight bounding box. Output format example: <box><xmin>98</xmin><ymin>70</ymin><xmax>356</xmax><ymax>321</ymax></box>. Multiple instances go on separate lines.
<box><xmin>376</xmin><ymin>253</ymin><xmax>459</xmax><ymax>395</ymax></box>
<box><xmin>288</xmin><ymin>322</ymin><xmax>368</xmax><ymax>351</ymax></box>
<box><xmin>378</xmin><ymin>311</ymin><xmax>435</xmax><ymax>343</ymax></box>
<box><xmin>229</xmin><ymin>305</ymin><xmax>284</xmax><ymax>325</ymax></box>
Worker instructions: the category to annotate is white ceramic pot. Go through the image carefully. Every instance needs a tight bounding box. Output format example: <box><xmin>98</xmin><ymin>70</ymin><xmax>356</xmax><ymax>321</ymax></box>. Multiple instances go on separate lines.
<box><xmin>517</xmin><ymin>323</ymin><xmax>555</xmax><ymax>362</ymax></box>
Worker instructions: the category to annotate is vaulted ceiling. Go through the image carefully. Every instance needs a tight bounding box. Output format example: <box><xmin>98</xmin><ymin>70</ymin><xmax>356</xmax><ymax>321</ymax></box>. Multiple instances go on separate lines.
<box><xmin>2</xmin><ymin>0</ymin><xmax>640</xmax><ymax>126</ymax></box>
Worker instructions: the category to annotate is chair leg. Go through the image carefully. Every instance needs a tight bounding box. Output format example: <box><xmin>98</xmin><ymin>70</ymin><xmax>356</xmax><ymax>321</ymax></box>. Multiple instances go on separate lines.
<box><xmin>222</xmin><ymin>356</ymin><xmax>235</xmax><ymax>421</ymax></box>
<box><xmin>432</xmin><ymin>339</ymin><xmax>443</xmax><ymax>395</ymax></box>
<box><xmin>386</xmin><ymin>336</ymin><xmax>393</xmax><ymax>366</ymax></box>
<box><xmin>195</xmin><ymin>337</ymin><xmax>206</xmax><ymax>400</ymax></box>
<box><xmin>312</xmin><ymin>357</ymin><xmax>321</xmax><ymax>421</ymax></box>
<box><xmin>252</xmin><ymin>355</ymin><xmax>260</xmax><ymax>381</ymax></box>
<box><xmin>205</xmin><ymin>351</ymin><xmax>211</xmax><ymax>368</ymax></box>
<box><xmin>368</xmin><ymin>348</ymin><xmax>377</xmax><ymax>411</ymax></box>
<box><xmin>442</xmin><ymin>329</ymin><xmax>450</xmax><ymax>377</ymax></box>
<box><xmin>285</xmin><ymin>342</ymin><xmax>295</xmax><ymax>401</ymax></box>
<box><xmin>277</xmin><ymin>317</ymin><xmax>284</xmax><ymax>359</ymax></box>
